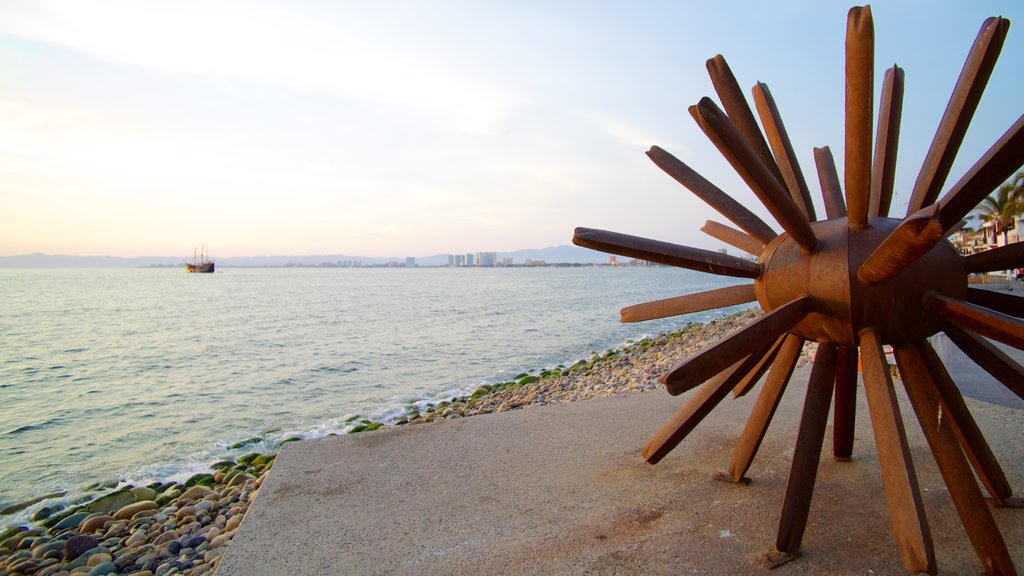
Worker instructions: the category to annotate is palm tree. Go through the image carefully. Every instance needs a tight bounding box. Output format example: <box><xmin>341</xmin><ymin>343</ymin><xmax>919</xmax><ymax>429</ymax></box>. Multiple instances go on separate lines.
<box><xmin>977</xmin><ymin>171</ymin><xmax>1024</xmax><ymax>246</ymax></box>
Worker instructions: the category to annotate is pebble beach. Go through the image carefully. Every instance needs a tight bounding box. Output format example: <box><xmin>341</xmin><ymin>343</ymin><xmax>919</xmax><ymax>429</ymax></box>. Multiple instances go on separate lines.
<box><xmin>0</xmin><ymin>309</ymin><xmax>792</xmax><ymax>576</ymax></box>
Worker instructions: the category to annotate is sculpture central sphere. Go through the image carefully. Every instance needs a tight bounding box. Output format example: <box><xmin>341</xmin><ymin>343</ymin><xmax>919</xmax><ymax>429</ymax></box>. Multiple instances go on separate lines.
<box><xmin>754</xmin><ymin>217</ymin><xmax>967</xmax><ymax>347</ymax></box>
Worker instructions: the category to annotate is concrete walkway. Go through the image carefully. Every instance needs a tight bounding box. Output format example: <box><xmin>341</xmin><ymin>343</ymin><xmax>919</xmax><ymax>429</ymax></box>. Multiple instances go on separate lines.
<box><xmin>217</xmin><ymin>365</ymin><xmax>1023</xmax><ymax>575</ymax></box>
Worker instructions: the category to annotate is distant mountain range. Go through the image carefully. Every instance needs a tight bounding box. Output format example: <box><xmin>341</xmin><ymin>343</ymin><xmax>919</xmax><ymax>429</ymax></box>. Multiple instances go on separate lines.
<box><xmin>0</xmin><ymin>245</ymin><xmax>612</xmax><ymax>268</ymax></box>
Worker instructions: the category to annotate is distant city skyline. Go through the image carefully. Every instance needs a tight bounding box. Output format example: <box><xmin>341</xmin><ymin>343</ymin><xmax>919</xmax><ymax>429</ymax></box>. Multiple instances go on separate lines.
<box><xmin>2</xmin><ymin>1</ymin><xmax>1022</xmax><ymax>258</ymax></box>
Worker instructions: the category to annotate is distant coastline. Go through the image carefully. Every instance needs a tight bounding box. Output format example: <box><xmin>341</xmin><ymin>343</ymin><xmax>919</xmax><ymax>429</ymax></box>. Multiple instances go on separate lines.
<box><xmin>0</xmin><ymin>245</ymin><xmax>618</xmax><ymax>268</ymax></box>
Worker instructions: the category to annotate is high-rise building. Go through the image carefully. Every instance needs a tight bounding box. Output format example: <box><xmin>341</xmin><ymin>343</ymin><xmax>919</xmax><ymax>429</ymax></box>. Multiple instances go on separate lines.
<box><xmin>476</xmin><ymin>252</ymin><xmax>496</xmax><ymax>267</ymax></box>
<box><xmin>447</xmin><ymin>254</ymin><xmax>455</xmax><ymax>267</ymax></box>
<box><xmin>405</xmin><ymin>257</ymin><xmax>416</xmax><ymax>267</ymax></box>
<box><xmin>465</xmin><ymin>253</ymin><xmax>475</xmax><ymax>267</ymax></box>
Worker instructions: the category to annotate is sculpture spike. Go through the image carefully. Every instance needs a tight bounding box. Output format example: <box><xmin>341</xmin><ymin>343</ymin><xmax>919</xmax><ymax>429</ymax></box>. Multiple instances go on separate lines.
<box><xmin>660</xmin><ymin>295</ymin><xmax>814</xmax><ymax>394</ymax></box>
<box><xmin>726</xmin><ymin>334</ymin><xmax>802</xmax><ymax>483</ymax></box>
<box><xmin>907</xmin><ymin>17</ymin><xmax>1010</xmax><ymax>215</ymax></box>
<box><xmin>619</xmin><ymin>284</ymin><xmax>756</xmax><ymax>324</ymax></box>
<box><xmin>732</xmin><ymin>334</ymin><xmax>786</xmax><ymax>399</ymax></box>
<box><xmin>895</xmin><ymin>344</ymin><xmax>1017</xmax><ymax>573</ymax></box>
<box><xmin>642</xmin><ymin>347</ymin><xmax>772</xmax><ymax>465</ymax></box>
<box><xmin>856</xmin><ymin>204</ymin><xmax>943</xmax><ymax>285</ymax></box>
<box><xmin>845</xmin><ymin>5</ymin><xmax>874</xmax><ymax>229</ymax></box>
<box><xmin>925</xmin><ymin>292</ymin><xmax>1024</xmax><ymax>349</ymax></box>
<box><xmin>706</xmin><ymin>54</ymin><xmax>787</xmax><ymax>187</ymax></box>
<box><xmin>963</xmin><ymin>241</ymin><xmax>1024</xmax><ymax>274</ymax></box>
<box><xmin>646</xmin><ymin>146</ymin><xmax>778</xmax><ymax>244</ymax></box>
<box><xmin>909</xmin><ymin>338</ymin><xmax>1016</xmax><ymax>505</ymax></box>
<box><xmin>773</xmin><ymin>343</ymin><xmax>837</xmax><ymax>560</ymax></box>
<box><xmin>814</xmin><ymin>146</ymin><xmax>847</xmax><ymax>219</ymax></box>
<box><xmin>944</xmin><ymin>324</ymin><xmax>1024</xmax><ymax>402</ymax></box>
<box><xmin>870</xmin><ymin>65</ymin><xmax>904</xmax><ymax>218</ymax></box>
<box><xmin>938</xmin><ymin>114</ymin><xmax>1024</xmax><ymax>233</ymax></box>
<box><xmin>832</xmin><ymin>345</ymin><xmax>858</xmax><ymax>461</ymax></box>
<box><xmin>753</xmin><ymin>82</ymin><xmax>816</xmax><ymax>221</ymax></box>
<box><xmin>965</xmin><ymin>287</ymin><xmax>1024</xmax><ymax>318</ymax></box>
<box><xmin>701</xmin><ymin>220</ymin><xmax>764</xmax><ymax>256</ymax></box>
<box><xmin>572</xmin><ymin>227</ymin><xmax>762</xmax><ymax>279</ymax></box>
<box><xmin>860</xmin><ymin>328</ymin><xmax>936</xmax><ymax>575</ymax></box>
<box><xmin>690</xmin><ymin>98</ymin><xmax>818</xmax><ymax>253</ymax></box>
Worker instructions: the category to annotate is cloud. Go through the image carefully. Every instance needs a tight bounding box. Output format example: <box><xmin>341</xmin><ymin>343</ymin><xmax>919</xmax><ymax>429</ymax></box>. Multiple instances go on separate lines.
<box><xmin>0</xmin><ymin>0</ymin><xmax>533</xmax><ymax>134</ymax></box>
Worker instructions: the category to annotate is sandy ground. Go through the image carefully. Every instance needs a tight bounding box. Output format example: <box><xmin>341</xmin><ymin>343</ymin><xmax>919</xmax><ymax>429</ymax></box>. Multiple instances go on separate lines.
<box><xmin>216</xmin><ymin>365</ymin><xmax>1023</xmax><ymax>575</ymax></box>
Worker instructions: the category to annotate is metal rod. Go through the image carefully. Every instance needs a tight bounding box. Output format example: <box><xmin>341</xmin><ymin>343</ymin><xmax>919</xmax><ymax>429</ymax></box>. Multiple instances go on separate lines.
<box><xmin>870</xmin><ymin>65</ymin><xmax>904</xmax><ymax>218</ymax></box>
<box><xmin>814</xmin><ymin>146</ymin><xmax>847</xmax><ymax>219</ymax></box>
<box><xmin>643</xmin><ymin>350</ymin><xmax>769</xmax><ymax>465</ymax></box>
<box><xmin>572</xmin><ymin>227</ymin><xmax>762</xmax><ymax>279</ymax></box>
<box><xmin>963</xmin><ymin>241</ymin><xmax>1024</xmax><ymax>274</ymax></box>
<box><xmin>907</xmin><ymin>17</ymin><xmax>1010</xmax><ymax>215</ymax></box>
<box><xmin>620</xmin><ymin>283</ymin><xmax>756</xmax><ymax>324</ymax></box>
<box><xmin>860</xmin><ymin>328</ymin><xmax>935</xmax><ymax>575</ymax></box>
<box><xmin>832</xmin><ymin>345</ymin><xmax>858</xmax><ymax>461</ymax></box>
<box><xmin>753</xmin><ymin>82</ymin><xmax>816</xmax><ymax>221</ymax></box>
<box><xmin>896</xmin><ymin>344</ymin><xmax>1017</xmax><ymax>575</ymax></box>
<box><xmin>938</xmin><ymin>114</ymin><xmax>1024</xmax><ymax>233</ymax></box>
<box><xmin>943</xmin><ymin>323</ymin><xmax>1024</xmax><ymax>402</ymax></box>
<box><xmin>908</xmin><ymin>339</ymin><xmax>1014</xmax><ymax>505</ymax></box>
<box><xmin>691</xmin><ymin>98</ymin><xmax>818</xmax><ymax>253</ymax></box>
<box><xmin>925</xmin><ymin>291</ymin><xmax>1024</xmax><ymax>350</ymax></box>
<box><xmin>706</xmin><ymin>54</ymin><xmax>787</xmax><ymax>188</ymax></box>
<box><xmin>733</xmin><ymin>334</ymin><xmax>786</xmax><ymax>399</ymax></box>
<box><xmin>701</xmin><ymin>220</ymin><xmax>764</xmax><ymax>256</ymax></box>
<box><xmin>856</xmin><ymin>204</ymin><xmax>943</xmax><ymax>285</ymax></box>
<box><xmin>966</xmin><ymin>286</ymin><xmax>1024</xmax><ymax>318</ymax></box>
<box><xmin>727</xmin><ymin>334</ymin><xmax>803</xmax><ymax>481</ymax></box>
<box><xmin>661</xmin><ymin>295</ymin><xmax>813</xmax><ymax>394</ymax></box>
<box><xmin>774</xmin><ymin>343</ymin><xmax>837</xmax><ymax>555</ymax></box>
<box><xmin>647</xmin><ymin>146</ymin><xmax>778</xmax><ymax>244</ymax></box>
<box><xmin>845</xmin><ymin>5</ymin><xmax>874</xmax><ymax>229</ymax></box>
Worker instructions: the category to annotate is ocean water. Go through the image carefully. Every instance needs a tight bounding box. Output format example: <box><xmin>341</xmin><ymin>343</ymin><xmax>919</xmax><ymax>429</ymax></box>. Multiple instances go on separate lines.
<box><xmin>0</xmin><ymin>266</ymin><xmax>750</xmax><ymax>524</ymax></box>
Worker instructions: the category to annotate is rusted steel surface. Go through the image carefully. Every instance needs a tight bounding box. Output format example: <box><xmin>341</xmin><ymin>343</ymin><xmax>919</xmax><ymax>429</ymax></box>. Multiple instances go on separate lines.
<box><xmin>845</xmin><ymin>6</ymin><xmax>874</xmax><ymax>230</ymax></box>
<box><xmin>690</xmin><ymin>97</ymin><xmax>818</xmax><ymax>253</ymax></box>
<box><xmin>896</xmin><ymin>345</ymin><xmax>1016</xmax><ymax>575</ymax></box>
<box><xmin>572</xmin><ymin>227</ymin><xmax>761</xmax><ymax>278</ymax></box>
<box><xmin>907</xmin><ymin>17</ymin><xmax>1010</xmax><ymax>215</ymax></box>
<box><xmin>943</xmin><ymin>323</ymin><xmax>1024</xmax><ymax>401</ymax></box>
<box><xmin>856</xmin><ymin>204</ymin><xmax>943</xmax><ymax>285</ymax></box>
<box><xmin>753</xmin><ymin>82</ymin><xmax>816</xmax><ymax>221</ymax></box>
<box><xmin>966</xmin><ymin>287</ymin><xmax>1024</xmax><ymax>318</ymax></box>
<box><xmin>646</xmin><ymin>146</ymin><xmax>778</xmax><ymax>244</ymax></box>
<box><xmin>926</xmin><ymin>291</ymin><xmax>1024</xmax><ymax>349</ymax></box>
<box><xmin>910</xmin><ymin>339</ymin><xmax>1014</xmax><ymax>505</ymax></box>
<box><xmin>660</xmin><ymin>295</ymin><xmax>813</xmax><ymax>394</ymax></box>
<box><xmin>701</xmin><ymin>219</ymin><xmax>764</xmax><ymax>255</ymax></box>
<box><xmin>860</xmin><ymin>329</ymin><xmax>936</xmax><ymax>575</ymax></box>
<box><xmin>642</xmin><ymin>348</ymin><xmax>771</xmax><ymax>465</ymax></box>
<box><xmin>869</xmin><ymin>66</ymin><xmax>904</xmax><ymax>218</ymax></box>
<box><xmin>573</xmin><ymin>6</ymin><xmax>1022</xmax><ymax>573</ymax></box>
<box><xmin>814</xmin><ymin>146</ymin><xmax>847</xmax><ymax>219</ymax></box>
<box><xmin>775</xmin><ymin>343</ymin><xmax>837</xmax><ymax>556</ymax></box>
<box><xmin>733</xmin><ymin>334</ymin><xmax>786</xmax><ymax>398</ymax></box>
<box><xmin>706</xmin><ymin>54</ymin><xmax>786</xmax><ymax>187</ymax></box>
<box><xmin>727</xmin><ymin>334</ymin><xmax>803</xmax><ymax>482</ymax></box>
<box><xmin>619</xmin><ymin>283</ymin><xmax>756</xmax><ymax>324</ymax></box>
<box><xmin>938</xmin><ymin>114</ymin><xmax>1024</xmax><ymax>233</ymax></box>
<box><xmin>963</xmin><ymin>241</ymin><xmax>1024</xmax><ymax>274</ymax></box>
<box><xmin>832</xmin><ymin>345</ymin><xmax>858</xmax><ymax>461</ymax></box>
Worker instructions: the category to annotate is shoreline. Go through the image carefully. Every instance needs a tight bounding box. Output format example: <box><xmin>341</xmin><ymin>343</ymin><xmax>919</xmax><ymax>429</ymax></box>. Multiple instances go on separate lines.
<box><xmin>0</xmin><ymin>308</ymin><xmax>790</xmax><ymax>576</ymax></box>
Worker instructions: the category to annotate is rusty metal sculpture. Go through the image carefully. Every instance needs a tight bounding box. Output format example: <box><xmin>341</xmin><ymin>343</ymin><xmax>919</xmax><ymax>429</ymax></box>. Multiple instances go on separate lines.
<box><xmin>574</xmin><ymin>6</ymin><xmax>1023</xmax><ymax>574</ymax></box>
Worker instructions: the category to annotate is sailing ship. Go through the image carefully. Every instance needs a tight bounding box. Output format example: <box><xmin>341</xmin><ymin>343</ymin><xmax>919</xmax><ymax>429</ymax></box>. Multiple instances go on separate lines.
<box><xmin>185</xmin><ymin>246</ymin><xmax>215</xmax><ymax>273</ymax></box>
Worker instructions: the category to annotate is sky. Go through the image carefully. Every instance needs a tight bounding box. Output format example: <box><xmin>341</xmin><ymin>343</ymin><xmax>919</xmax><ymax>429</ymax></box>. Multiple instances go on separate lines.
<box><xmin>1</xmin><ymin>1</ymin><xmax>1022</xmax><ymax>258</ymax></box>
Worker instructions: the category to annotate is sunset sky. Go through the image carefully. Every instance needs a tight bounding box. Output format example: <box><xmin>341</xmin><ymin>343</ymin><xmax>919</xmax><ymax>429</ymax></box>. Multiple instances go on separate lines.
<box><xmin>2</xmin><ymin>1</ymin><xmax>1022</xmax><ymax>258</ymax></box>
